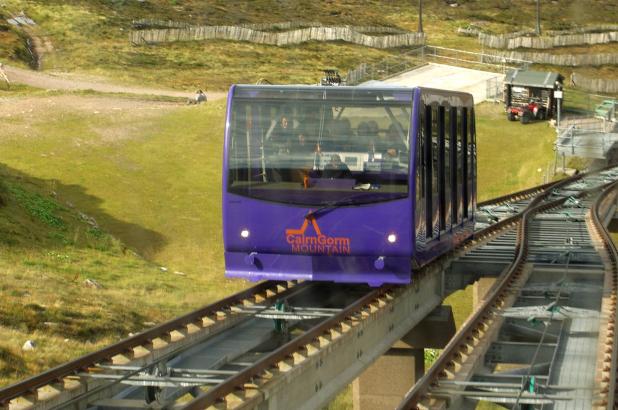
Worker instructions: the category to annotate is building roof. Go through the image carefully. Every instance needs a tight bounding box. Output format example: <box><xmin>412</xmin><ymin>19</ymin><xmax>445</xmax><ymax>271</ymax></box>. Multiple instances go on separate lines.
<box><xmin>505</xmin><ymin>69</ymin><xmax>564</xmax><ymax>89</ymax></box>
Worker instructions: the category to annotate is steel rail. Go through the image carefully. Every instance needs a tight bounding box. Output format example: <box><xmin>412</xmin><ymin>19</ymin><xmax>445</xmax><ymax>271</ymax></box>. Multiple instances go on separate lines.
<box><xmin>179</xmin><ymin>285</ymin><xmax>392</xmax><ymax>409</ymax></box>
<box><xmin>590</xmin><ymin>180</ymin><xmax>618</xmax><ymax>409</ymax></box>
<box><xmin>0</xmin><ymin>280</ymin><xmax>301</xmax><ymax>406</ymax></box>
<box><xmin>397</xmin><ymin>171</ymin><xmax>613</xmax><ymax>410</ymax></box>
<box><xmin>477</xmin><ymin>180</ymin><xmax>557</xmax><ymax>208</ymax></box>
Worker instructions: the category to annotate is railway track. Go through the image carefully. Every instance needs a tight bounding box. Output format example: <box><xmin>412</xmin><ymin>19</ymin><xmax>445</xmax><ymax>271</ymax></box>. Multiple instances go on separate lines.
<box><xmin>398</xmin><ymin>167</ymin><xmax>618</xmax><ymax>409</ymax></box>
<box><xmin>0</xmin><ymin>171</ymin><xmax>615</xmax><ymax>410</ymax></box>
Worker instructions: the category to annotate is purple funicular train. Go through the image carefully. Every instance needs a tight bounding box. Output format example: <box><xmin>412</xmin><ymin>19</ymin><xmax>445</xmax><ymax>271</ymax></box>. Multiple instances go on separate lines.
<box><xmin>223</xmin><ymin>85</ymin><xmax>477</xmax><ymax>287</ymax></box>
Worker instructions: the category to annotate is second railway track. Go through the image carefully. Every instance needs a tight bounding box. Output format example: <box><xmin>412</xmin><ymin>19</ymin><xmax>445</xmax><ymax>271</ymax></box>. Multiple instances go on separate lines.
<box><xmin>399</xmin><ymin>167</ymin><xmax>618</xmax><ymax>409</ymax></box>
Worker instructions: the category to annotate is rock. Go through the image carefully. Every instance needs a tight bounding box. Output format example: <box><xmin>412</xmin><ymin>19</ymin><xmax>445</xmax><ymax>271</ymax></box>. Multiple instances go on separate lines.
<box><xmin>78</xmin><ymin>211</ymin><xmax>98</xmax><ymax>227</ymax></box>
<box><xmin>84</xmin><ymin>278</ymin><xmax>103</xmax><ymax>289</ymax></box>
<box><xmin>22</xmin><ymin>340</ymin><xmax>36</xmax><ymax>351</ymax></box>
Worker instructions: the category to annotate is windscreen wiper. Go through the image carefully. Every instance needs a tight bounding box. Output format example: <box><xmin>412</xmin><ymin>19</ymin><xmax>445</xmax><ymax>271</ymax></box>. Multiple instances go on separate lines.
<box><xmin>305</xmin><ymin>196</ymin><xmax>359</xmax><ymax>220</ymax></box>
<box><xmin>305</xmin><ymin>192</ymin><xmax>406</xmax><ymax>219</ymax></box>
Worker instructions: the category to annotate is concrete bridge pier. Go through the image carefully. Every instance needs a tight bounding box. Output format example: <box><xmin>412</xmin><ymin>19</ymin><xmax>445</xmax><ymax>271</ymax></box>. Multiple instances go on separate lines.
<box><xmin>473</xmin><ymin>277</ymin><xmax>497</xmax><ymax>310</ymax></box>
<box><xmin>352</xmin><ymin>305</ymin><xmax>456</xmax><ymax>410</ymax></box>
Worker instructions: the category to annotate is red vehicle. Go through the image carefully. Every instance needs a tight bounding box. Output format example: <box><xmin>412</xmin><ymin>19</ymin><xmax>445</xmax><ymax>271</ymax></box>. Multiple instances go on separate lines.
<box><xmin>507</xmin><ymin>98</ymin><xmax>547</xmax><ymax>124</ymax></box>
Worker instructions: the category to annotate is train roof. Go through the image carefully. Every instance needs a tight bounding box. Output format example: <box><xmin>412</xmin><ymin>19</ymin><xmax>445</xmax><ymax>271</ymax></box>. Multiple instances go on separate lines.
<box><xmin>359</xmin><ymin>81</ymin><xmax>474</xmax><ymax>106</ymax></box>
<box><xmin>231</xmin><ymin>84</ymin><xmax>474</xmax><ymax>106</ymax></box>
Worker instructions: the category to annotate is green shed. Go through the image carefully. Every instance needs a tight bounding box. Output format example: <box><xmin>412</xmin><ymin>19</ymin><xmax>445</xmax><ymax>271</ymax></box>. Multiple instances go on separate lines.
<box><xmin>504</xmin><ymin>69</ymin><xmax>564</xmax><ymax>119</ymax></box>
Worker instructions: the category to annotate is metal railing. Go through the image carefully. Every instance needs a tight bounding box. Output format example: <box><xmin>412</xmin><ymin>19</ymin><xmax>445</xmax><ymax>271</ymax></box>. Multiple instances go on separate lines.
<box><xmin>346</xmin><ymin>45</ymin><xmax>531</xmax><ymax>86</ymax></box>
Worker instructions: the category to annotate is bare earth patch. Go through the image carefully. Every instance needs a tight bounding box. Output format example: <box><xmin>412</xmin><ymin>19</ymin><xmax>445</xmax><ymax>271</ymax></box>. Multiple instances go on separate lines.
<box><xmin>2</xmin><ymin>65</ymin><xmax>227</xmax><ymax>101</ymax></box>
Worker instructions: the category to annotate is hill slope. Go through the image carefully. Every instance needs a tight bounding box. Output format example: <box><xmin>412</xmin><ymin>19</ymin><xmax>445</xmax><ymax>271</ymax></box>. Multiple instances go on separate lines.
<box><xmin>0</xmin><ymin>162</ymin><xmax>185</xmax><ymax>385</ymax></box>
<box><xmin>1</xmin><ymin>0</ymin><xmax>617</xmax><ymax>90</ymax></box>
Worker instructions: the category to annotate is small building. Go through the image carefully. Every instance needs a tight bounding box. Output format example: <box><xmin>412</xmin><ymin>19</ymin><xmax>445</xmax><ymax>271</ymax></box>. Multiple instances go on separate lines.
<box><xmin>504</xmin><ymin>69</ymin><xmax>564</xmax><ymax>119</ymax></box>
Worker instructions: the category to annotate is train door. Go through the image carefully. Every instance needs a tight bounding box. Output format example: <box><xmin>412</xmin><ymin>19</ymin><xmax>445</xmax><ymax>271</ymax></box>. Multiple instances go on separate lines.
<box><xmin>440</xmin><ymin>105</ymin><xmax>452</xmax><ymax>234</ymax></box>
<box><xmin>469</xmin><ymin>107</ymin><xmax>476</xmax><ymax>218</ymax></box>
<box><xmin>422</xmin><ymin>104</ymin><xmax>439</xmax><ymax>242</ymax></box>
<box><xmin>415</xmin><ymin>99</ymin><xmax>426</xmax><ymax>251</ymax></box>
<box><xmin>462</xmin><ymin>106</ymin><xmax>469</xmax><ymax>220</ymax></box>
<box><xmin>423</xmin><ymin>104</ymin><xmax>433</xmax><ymax>243</ymax></box>
<box><xmin>449</xmin><ymin>107</ymin><xmax>460</xmax><ymax>227</ymax></box>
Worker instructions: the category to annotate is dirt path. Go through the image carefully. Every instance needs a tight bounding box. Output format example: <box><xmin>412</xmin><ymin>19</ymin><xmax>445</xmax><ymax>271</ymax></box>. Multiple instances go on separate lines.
<box><xmin>2</xmin><ymin>65</ymin><xmax>227</xmax><ymax>101</ymax></box>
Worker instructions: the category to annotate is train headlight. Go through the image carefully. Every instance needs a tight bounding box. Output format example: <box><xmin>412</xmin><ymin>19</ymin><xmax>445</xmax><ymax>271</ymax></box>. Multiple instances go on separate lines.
<box><xmin>240</xmin><ymin>229</ymin><xmax>250</xmax><ymax>239</ymax></box>
<box><xmin>387</xmin><ymin>233</ymin><xmax>397</xmax><ymax>244</ymax></box>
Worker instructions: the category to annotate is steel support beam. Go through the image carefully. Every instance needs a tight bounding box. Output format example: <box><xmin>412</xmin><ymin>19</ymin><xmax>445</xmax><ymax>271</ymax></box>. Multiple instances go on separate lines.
<box><xmin>236</xmin><ymin>262</ymin><xmax>447</xmax><ymax>410</ymax></box>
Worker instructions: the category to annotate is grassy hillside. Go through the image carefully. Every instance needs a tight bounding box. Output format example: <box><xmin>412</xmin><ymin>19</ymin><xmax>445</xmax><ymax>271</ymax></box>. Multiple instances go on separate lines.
<box><xmin>1</xmin><ymin>0</ymin><xmax>617</xmax><ymax>89</ymax></box>
<box><xmin>0</xmin><ymin>165</ymin><xmax>182</xmax><ymax>385</ymax></box>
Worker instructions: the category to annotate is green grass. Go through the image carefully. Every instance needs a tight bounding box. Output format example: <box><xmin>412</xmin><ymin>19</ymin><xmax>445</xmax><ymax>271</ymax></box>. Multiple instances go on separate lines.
<box><xmin>475</xmin><ymin>101</ymin><xmax>558</xmax><ymax>200</ymax></box>
<box><xmin>0</xmin><ymin>166</ymin><xmax>184</xmax><ymax>384</ymax></box>
<box><xmin>0</xmin><ymin>96</ymin><xmax>239</xmax><ymax>385</ymax></box>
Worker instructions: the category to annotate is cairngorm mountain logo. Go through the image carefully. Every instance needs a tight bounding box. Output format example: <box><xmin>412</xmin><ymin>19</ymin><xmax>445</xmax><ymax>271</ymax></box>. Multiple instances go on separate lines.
<box><xmin>285</xmin><ymin>216</ymin><xmax>351</xmax><ymax>255</ymax></box>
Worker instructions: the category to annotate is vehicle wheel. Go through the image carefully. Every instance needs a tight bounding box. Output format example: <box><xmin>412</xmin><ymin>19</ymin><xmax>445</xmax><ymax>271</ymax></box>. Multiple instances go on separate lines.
<box><xmin>145</xmin><ymin>363</ymin><xmax>167</xmax><ymax>404</ymax></box>
<box><xmin>520</xmin><ymin>113</ymin><xmax>530</xmax><ymax>124</ymax></box>
<box><xmin>538</xmin><ymin>111</ymin><xmax>546</xmax><ymax>120</ymax></box>
<box><xmin>507</xmin><ymin>112</ymin><xmax>516</xmax><ymax>121</ymax></box>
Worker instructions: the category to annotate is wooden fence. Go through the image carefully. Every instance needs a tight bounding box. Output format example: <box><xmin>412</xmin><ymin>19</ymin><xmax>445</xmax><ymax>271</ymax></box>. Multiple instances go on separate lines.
<box><xmin>479</xmin><ymin>31</ymin><xmax>618</xmax><ymax>49</ymax></box>
<box><xmin>132</xmin><ymin>19</ymin><xmax>193</xmax><ymax>29</ymax></box>
<box><xmin>131</xmin><ymin>19</ymin><xmax>406</xmax><ymax>34</ymax></box>
<box><xmin>129</xmin><ymin>25</ymin><xmax>424</xmax><ymax>49</ymax></box>
<box><xmin>484</xmin><ymin>50</ymin><xmax>618</xmax><ymax>67</ymax></box>
<box><xmin>571</xmin><ymin>73</ymin><xmax>618</xmax><ymax>94</ymax></box>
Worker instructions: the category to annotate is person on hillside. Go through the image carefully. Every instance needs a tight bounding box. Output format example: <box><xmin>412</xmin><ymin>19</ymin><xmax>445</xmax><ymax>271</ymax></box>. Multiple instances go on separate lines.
<box><xmin>195</xmin><ymin>89</ymin><xmax>207</xmax><ymax>103</ymax></box>
<box><xmin>187</xmin><ymin>89</ymin><xmax>207</xmax><ymax>104</ymax></box>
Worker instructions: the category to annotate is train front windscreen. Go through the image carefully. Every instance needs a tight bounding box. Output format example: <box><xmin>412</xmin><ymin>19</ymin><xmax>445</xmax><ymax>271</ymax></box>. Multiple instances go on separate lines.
<box><xmin>227</xmin><ymin>86</ymin><xmax>414</xmax><ymax>207</ymax></box>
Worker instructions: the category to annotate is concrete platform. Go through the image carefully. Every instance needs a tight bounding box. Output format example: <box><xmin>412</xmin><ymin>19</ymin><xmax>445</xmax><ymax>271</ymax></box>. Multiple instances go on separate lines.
<box><xmin>367</xmin><ymin>63</ymin><xmax>504</xmax><ymax>104</ymax></box>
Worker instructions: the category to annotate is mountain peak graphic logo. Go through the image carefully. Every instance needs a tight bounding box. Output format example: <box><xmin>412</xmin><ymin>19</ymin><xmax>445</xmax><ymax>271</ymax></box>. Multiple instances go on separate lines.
<box><xmin>285</xmin><ymin>215</ymin><xmax>351</xmax><ymax>255</ymax></box>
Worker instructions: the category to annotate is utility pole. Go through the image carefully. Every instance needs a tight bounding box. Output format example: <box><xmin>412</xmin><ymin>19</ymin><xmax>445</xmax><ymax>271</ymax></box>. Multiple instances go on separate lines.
<box><xmin>536</xmin><ymin>0</ymin><xmax>541</xmax><ymax>36</ymax></box>
<box><xmin>418</xmin><ymin>0</ymin><xmax>423</xmax><ymax>33</ymax></box>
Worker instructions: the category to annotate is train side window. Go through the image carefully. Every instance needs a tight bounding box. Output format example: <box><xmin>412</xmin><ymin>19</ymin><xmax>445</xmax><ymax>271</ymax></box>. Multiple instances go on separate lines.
<box><xmin>231</xmin><ymin>102</ymin><xmax>249</xmax><ymax>183</ymax></box>
<box><xmin>431</xmin><ymin>104</ymin><xmax>439</xmax><ymax>238</ymax></box>
<box><xmin>455</xmin><ymin>107</ymin><xmax>463</xmax><ymax>224</ymax></box>
<box><xmin>449</xmin><ymin>107</ymin><xmax>458</xmax><ymax>225</ymax></box>
<box><xmin>424</xmin><ymin>104</ymin><xmax>433</xmax><ymax>239</ymax></box>
<box><xmin>443</xmin><ymin>106</ymin><xmax>451</xmax><ymax>231</ymax></box>
<box><xmin>462</xmin><ymin>107</ymin><xmax>469</xmax><ymax>219</ymax></box>
<box><xmin>437</xmin><ymin>105</ymin><xmax>446</xmax><ymax>232</ymax></box>
<box><xmin>469</xmin><ymin>108</ymin><xmax>476</xmax><ymax>216</ymax></box>
<box><xmin>416</xmin><ymin>104</ymin><xmax>426</xmax><ymax>243</ymax></box>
